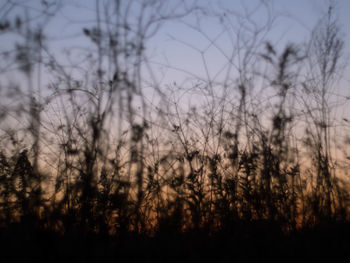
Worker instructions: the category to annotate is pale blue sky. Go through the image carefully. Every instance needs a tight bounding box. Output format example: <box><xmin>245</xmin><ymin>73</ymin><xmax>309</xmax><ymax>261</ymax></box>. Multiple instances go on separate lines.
<box><xmin>148</xmin><ymin>0</ymin><xmax>350</xmax><ymax>86</ymax></box>
<box><xmin>1</xmin><ymin>0</ymin><xmax>350</xmax><ymax>90</ymax></box>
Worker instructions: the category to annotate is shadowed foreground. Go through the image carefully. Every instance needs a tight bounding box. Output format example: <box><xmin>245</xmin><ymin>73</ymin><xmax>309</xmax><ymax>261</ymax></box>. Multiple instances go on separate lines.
<box><xmin>1</xmin><ymin>220</ymin><xmax>350</xmax><ymax>262</ymax></box>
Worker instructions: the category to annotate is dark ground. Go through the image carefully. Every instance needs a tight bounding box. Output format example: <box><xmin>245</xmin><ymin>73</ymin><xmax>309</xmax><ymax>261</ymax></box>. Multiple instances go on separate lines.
<box><xmin>1</xmin><ymin>221</ymin><xmax>350</xmax><ymax>263</ymax></box>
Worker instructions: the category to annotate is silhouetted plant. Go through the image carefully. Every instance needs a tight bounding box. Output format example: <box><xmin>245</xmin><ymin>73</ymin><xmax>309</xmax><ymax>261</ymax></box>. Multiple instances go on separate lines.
<box><xmin>0</xmin><ymin>3</ymin><xmax>349</xmax><ymax>262</ymax></box>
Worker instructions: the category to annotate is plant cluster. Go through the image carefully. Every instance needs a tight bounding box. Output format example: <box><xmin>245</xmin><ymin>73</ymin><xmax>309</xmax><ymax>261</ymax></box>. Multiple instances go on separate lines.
<box><xmin>0</xmin><ymin>1</ymin><xmax>349</xmax><ymax>240</ymax></box>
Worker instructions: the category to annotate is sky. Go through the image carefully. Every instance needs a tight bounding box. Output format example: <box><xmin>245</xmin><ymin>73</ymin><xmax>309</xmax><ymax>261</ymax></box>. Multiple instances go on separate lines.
<box><xmin>1</xmin><ymin>0</ymin><xmax>350</xmax><ymax>102</ymax></box>
<box><xmin>149</xmin><ymin>0</ymin><xmax>350</xmax><ymax>85</ymax></box>
<box><xmin>1</xmin><ymin>0</ymin><xmax>350</xmax><ymax>169</ymax></box>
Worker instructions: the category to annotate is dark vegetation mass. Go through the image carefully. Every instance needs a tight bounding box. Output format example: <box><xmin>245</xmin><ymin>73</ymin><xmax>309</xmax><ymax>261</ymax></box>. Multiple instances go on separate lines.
<box><xmin>0</xmin><ymin>0</ymin><xmax>350</xmax><ymax>262</ymax></box>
